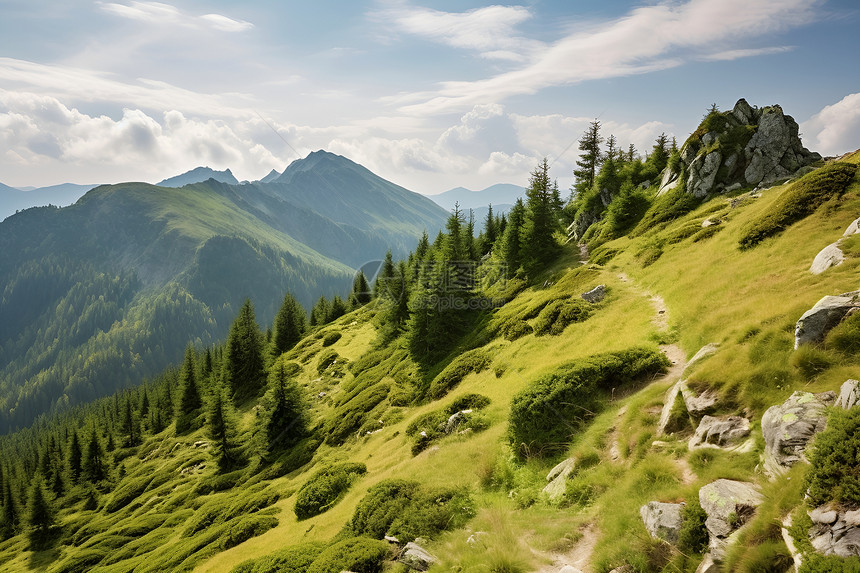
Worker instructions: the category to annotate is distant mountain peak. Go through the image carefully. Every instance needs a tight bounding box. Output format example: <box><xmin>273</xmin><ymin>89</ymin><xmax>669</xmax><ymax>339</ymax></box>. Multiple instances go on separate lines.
<box><xmin>259</xmin><ymin>169</ymin><xmax>281</xmax><ymax>183</ymax></box>
<box><xmin>157</xmin><ymin>166</ymin><xmax>239</xmax><ymax>188</ymax></box>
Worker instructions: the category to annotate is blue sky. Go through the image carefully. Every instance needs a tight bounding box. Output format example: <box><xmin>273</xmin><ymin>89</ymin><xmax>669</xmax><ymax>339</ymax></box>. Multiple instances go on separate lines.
<box><xmin>0</xmin><ymin>0</ymin><xmax>859</xmax><ymax>194</ymax></box>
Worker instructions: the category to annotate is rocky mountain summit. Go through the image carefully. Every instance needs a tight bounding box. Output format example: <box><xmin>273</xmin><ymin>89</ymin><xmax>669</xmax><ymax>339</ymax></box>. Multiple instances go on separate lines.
<box><xmin>660</xmin><ymin>98</ymin><xmax>822</xmax><ymax>197</ymax></box>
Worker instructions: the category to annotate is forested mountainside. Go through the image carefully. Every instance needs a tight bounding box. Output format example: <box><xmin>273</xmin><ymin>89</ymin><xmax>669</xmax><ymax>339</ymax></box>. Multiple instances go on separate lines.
<box><xmin>0</xmin><ymin>152</ymin><xmax>447</xmax><ymax>432</ymax></box>
<box><xmin>1</xmin><ymin>102</ymin><xmax>860</xmax><ymax>573</ymax></box>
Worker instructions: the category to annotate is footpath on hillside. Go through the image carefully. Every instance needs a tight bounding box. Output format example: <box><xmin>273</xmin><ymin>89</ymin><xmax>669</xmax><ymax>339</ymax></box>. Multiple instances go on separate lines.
<box><xmin>530</xmin><ymin>268</ymin><xmax>690</xmax><ymax>573</ymax></box>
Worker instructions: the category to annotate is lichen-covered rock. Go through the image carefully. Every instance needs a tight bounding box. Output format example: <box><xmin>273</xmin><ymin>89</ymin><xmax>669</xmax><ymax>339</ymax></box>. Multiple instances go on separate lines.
<box><xmin>836</xmin><ymin>379</ymin><xmax>860</xmax><ymax>410</ymax></box>
<box><xmin>581</xmin><ymin>285</ymin><xmax>606</xmax><ymax>304</ymax></box>
<box><xmin>795</xmin><ymin>290</ymin><xmax>860</xmax><ymax>348</ymax></box>
<box><xmin>543</xmin><ymin>457</ymin><xmax>577</xmax><ymax>502</ymax></box>
<box><xmin>761</xmin><ymin>390</ymin><xmax>836</xmax><ymax>477</ymax></box>
<box><xmin>688</xmin><ymin>415</ymin><xmax>750</xmax><ymax>450</ymax></box>
<box><xmin>657</xmin><ymin>344</ymin><xmax>720</xmax><ymax>436</ymax></box>
<box><xmin>399</xmin><ymin>541</ymin><xmax>437</xmax><ymax>571</ymax></box>
<box><xmin>808</xmin><ymin>506</ymin><xmax>860</xmax><ymax>558</ymax></box>
<box><xmin>699</xmin><ymin>479</ymin><xmax>764</xmax><ymax>560</ymax></box>
<box><xmin>640</xmin><ymin>501</ymin><xmax>684</xmax><ymax>544</ymax></box>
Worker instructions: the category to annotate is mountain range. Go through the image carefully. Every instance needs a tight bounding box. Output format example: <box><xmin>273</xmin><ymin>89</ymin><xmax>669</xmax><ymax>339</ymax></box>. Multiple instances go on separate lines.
<box><xmin>156</xmin><ymin>166</ymin><xmax>240</xmax><ymax>188</ymax></box>
<box><xmin>0</xmin><ymin>182</ymin><xmax>98</xmax><ymax>221</ymax></box>
<box><xmin>0</xmin><ymin>150</ymin><xmax>447</xmax><ymax>432</ymax></box>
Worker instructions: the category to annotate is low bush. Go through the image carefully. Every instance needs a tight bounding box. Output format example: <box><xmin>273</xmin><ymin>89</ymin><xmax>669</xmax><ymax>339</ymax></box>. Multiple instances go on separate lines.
<box><xmin>509</xmin><ymin>347</ymin><xmax>669</xmax><ymax>457</ymax></box>
<box><xmin>230</xmin><ymin>542</ymin><xmax>326</xmax><ymax>573</ymax></box>
<box><xmin>322</xmin><ymin>331</ymin><xmax>342</xmax><ymax>347</ymax></box>
<box><xmin>739</xmin><ymin>162</ymin><xmax>857</xmax><ymax>249</ymax></box>
<box><xmin>323</xmin><ymin>382</ymin><xmax>390</xmax><ymax>445</ymax></box>
<box><xmin>317</xmin><ymin>349</ymin><xmax>340</xmax><ymax>374</ymax></box>
<box><xmin>826</xmin><ymin>310</ymin><xmax>860</xmax><ymax>355</ymax></box>
<box><xmin>104</xmin><ymin>474</ymin><xmax>153</xmax><ymax>513</ymax></box>
<box><xmin>294</xmin><ymin>462</ymin><xmax>367</xmax><ymax>520</ymax></box>
<box><xmin>306</xmin><ymin>537</ymin><xmax>390</xmax><ymax>573</ymax></box>
<box><xmin>428</xmin><ymin>349</ymin><xmax>492</xmax><ymax>399</ymax></box>
<box><xmin>220</xmin><ymin>515</ymin><xmax>279</xmax><ymax>550</ymax></box>
<box><xmin>800</xmin><ymin>554</ymin><xmax>860</xmax><ymax>573</ymax></box>
<box><xmin>533</xmin><ymin>299</ymin><xmax>592</xmax><ymax>336</ymax></box>
<box><xmin>53</xmin><ymin>549</ymin><xmax>107</xmax><ymax>573</ymax></box>
<box><xmin>635</xmin><ymin>237</ymin><xmax>665</xmax><ymax>267</ymax></box>
<box><xmin>631</xmin><ymin>183</ymin><xmax>701</xmax><ymax>236</ymax></box>
<box><xmin>348</xmin><ymin>479</ymin><xmax>474</xmax><ymax>542</ymax></box>
<box><xmin>496</xmin><ymin>316</ymin><xmax>534</xmax><ymax>341</ymax></box>
<box><xmin>678</xmin><ymin>498</ymin><xmax>709</xmax><ymax>554</ymax></box>
<box><xmin>805</xmin><ymin>407</ymin><xmax>860</xmax><ymax>506</ymax></box>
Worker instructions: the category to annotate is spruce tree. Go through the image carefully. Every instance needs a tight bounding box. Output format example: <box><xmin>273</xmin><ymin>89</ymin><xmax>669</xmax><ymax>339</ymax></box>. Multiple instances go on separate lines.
<box><xmin>327</xmin><ymin>296</ymin><xmax>348</xmax><ymax>323</ymax></box>
<box><xmin>1</xmin><ymin>478</ymin><xmax>18</xmax><ymax>539</ymax></box>
<box><xmin>264</xmin><ymin>358</ymin><xmax>307</xmax><ymax>454</ymax></box>
<box><xmin>176</xmin><ymin>345</ymin><xmax>203</xmax><ymax>434</ymax></box>
<box><xmin>374</xmin><ymin>250</ymin><xmax>397</xmax><ymax>300</ymax></box>
<box><xmin>119</xmin><ymin>396</ymin><xmax>138</xmax><ymax>447</ymax></box>
<box><xmin>67</xmin><ymin>430</ymin><xmax>82</xmax><ymax>484</ymax></box>
<box><xmin>309</xmin><ymin>295</ymin><xmax>330</xmax><ymax>326</ymax></box>
<box><xmin>573</xmin><ymin>120</ymin><xmax>603</xmax><ymax>196</ymax></box>
<box><xmin>500</xmin><ymin>198</ymin><xmax>526</xmax><ymax>274</ymax></box>
<box><xmin>272</xmin><ymin>293</ymin><xmax>307</xmax><ymax>355</ymax></box>
<box><xmin>206</xmin><ymin>383</ymin><xmax>241</xmax><ymax>472</ymax></box>
<box><xmin>82</xmin><ymin>432</ymin><xmax>106</xmax><ymax>483</ymax></box>
<box><xmin>349</xmin><ymin>272</ymin><xmax>372</xmax><ymax>308</ymax></box>
<box><xmin>520</xmin><ymin>158</ymin><xmax>562</xmax><ymax>276</ymax></box>
<box><xmin>484</xmin><ymin>204</ymin><xmax>497</xmax><ymax>252</ymax></box>
<box><xmin>26</xmin><ymin>478</ymin><xmax>55</xmax><ymax>548</ymax></box>
<box><xmin>223</xmin><ymin>300</ymin><xmax>266</xmax><ymax>400</ymax></box>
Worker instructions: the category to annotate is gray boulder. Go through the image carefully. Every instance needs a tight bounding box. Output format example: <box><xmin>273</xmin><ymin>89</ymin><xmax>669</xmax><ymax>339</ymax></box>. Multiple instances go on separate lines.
<box><xmin>809</xmin><ymin>506</ymin><xmax>860</xmax><ymax>558</ymax></box>
<box><xmin>688</xmin><ymin>150</ymin><xmax>722</xmax><ymax>197</ymax></box>
<box><xmin>688</xmin><ymin>415</ymin><xmax>750</xmax><ymax>450</ymax></box>
<box><xmin>445</xmin><ymin>409</ymin><xmax>473</xmax><ymax>434</ymax></box>
<box><xmin>761</xmin><ymin>390</ymin><xmax>836</xmax><ymax>477</ymax></box>
<box><xmin>640</xmin><ymin>501</ymin><xmax>684</xmax><ymax>544</ymax></box>
<box><xmin>836</xmin><ymin>379</ymin><xmax>860</xmax><ymax>410</ymax></box>
<box><xmin>699</xmin><ymin>479</ymin><xmax>764</xmax><ymax>560</ymax></box>
<box><xmin>399</xmin><ymin>541</ymin><xmax>437</xmax><ymax>571</ymax></box>
<box><xmin>581</xmin><ymin>284</ymin><xmax>607</xmax><ymax>303</ymax></box>
<box><xmin>795</xmin><ymin>290</ymin><xmax>860</xmax><ymax>349</ymax></box>
<box><xmin>543</xmin><ymin>457</ymin><xmax>576</xmax><ymax>502</ymax></box>
<box><xmin>681</xmin><ymin>384</ymin><xmax>719</xmax><ymax>417</ymax></box>
<box><xmin>657</xmin><ymin>344</ymin><xmax>720</xmax><ymax>436</ymax></box>
<box><xmin>810</xmin><ymin>243</ymin><xmax>846</xmax><ymax>275</ymax></box>
<box><xmin>695</xmin><ymin>553</ymin><xmax>719</xmax><ymax>573</ymax></box>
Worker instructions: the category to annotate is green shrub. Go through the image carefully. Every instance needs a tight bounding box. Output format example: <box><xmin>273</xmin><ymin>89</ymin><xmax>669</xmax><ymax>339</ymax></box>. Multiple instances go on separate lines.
<box><xmin>53</xmin><ymin>549</ymin><xmax>107</xmax><ymax>573</ymax></box>
<box><xmin>496</xmin><ymin>317</ymin><xmax>534</xmax><ymax>341</ymax></box>
<box><xmin>739</xmin><ymin>163</ymin><xmax>857</xmax><ymax>249</ymax></box>
<box><xmin>104</xmin><ymin>474</ymin><xmax>153</xmax><ymax>513</ymax></box>
<box><xmin>665</xmin><ymin>221</ymin><xmax>703</xmax><ymax>244</ymax></box>
<box><xmin>323</xmin><ymin>382</ymin><xmax>390</xmax><ymax>445</ymax></box>
<box><xmin>632</xmin><ymin>183</ymin><xmax>700</xmax><ymax>236</ymax></box>
<box><xmin>678</xmin><ymin>499</ymin><xmax>709</xmax><ymax>554</ymax></box>
<box><xmin>804</xmin><ymin>407</ymin><xmax>860</xmax><ymax>506</ymax></box>
<box><xmin>590</xmin><ymin>245</ymin><xmax>620</xmax><ymax>265</ymax></box>
<box><xmin>447</xmin><ymin>393</ymin><xmax>491</xmax><ymax>413</ymax></box>
<box><xmin>428</xmin><ymin>349</ymin><xmax>492</xmax><ymax>399</ymax></box>
<box><xmin>229</xmin><ymin>542</ymin><xmax>325</xmax><ymax>573</ymax></box>
<box><xmin>322</xmin><ymin>331</ymin><xmax>342</xmax><ymax>347</ymax></box>
<box><xmin>349</xmin><ymin>479</ymin><xmax>473</xmax><ymax>542</ymax></box>
<box><xmin>406</xmin><ymin>394</ymin><xmax>492</xmax><ymax>454</ymax></box>
<box><xmin>729</xmin><ymin>540</ymin><xmax>794</xmax><ymax>573</ymax></box>
<box><xmin>635</xmin><ymin>237</ymin><xmax>665</xmax><ymax>267</ymax></box>
<box><xmin>508</xmin><ymin>347</ymin><xmax>669</xmax><ymax>457</ymax></box>
<box><xmin>317</xmin><ymin>349</ymin><xmax>340</xmax><ymax>374</ymax></box>
<box><xmin>533</xmin><ymin>299</ymin><xmax>593</xmax><ymax>336</ymax></box>
<box><xmin>826</xmin><ymin>311</ymin><xmax>860</xmax><ymax>355</ymax></box>
<box><xmin>306</xmin><ymin>537</ymin><xmax>390</xmax><ymax>573</ymax></box>
<box><xmin>220</xmin><ymin>515</ymin><xmax>279</xmax><ymax>550</ymax></box>
<box><xmin>294</xmin><ymin>462</ymin><xmax>367</xmax><ymax>519</ymax></box>
<box><xmin>605</xmin><ymin>183</ymin><xmax>651</xmax><ymax>237</ymax></box>
<box><xmin>800</xmin><ymin>554</ymin><xmax>860</xmax><ymax>573</ymax></box>
<box><xmin>261</xmin><ymin>436</ymin><xmax>321</xmax><ymax>479</ymax></box>
<box><xmin>691</xmin><ymin>225</ymin><xmax>722</xmax><ymax>242</ymax></box>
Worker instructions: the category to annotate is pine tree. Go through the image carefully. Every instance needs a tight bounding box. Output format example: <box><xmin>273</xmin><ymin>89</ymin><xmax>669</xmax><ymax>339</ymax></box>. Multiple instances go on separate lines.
<box><xmin>26</xmin><ymin>478</ymin><xmax>55</xmax><ymax>547</ymax></box>
<box><xmin>119</xmin><ymin>396</ymin><xmax>139</xmax><ymax>447</ymax></box>
<box><xmin>327</xmin><ymin>296</ymin><xmax>348</xmax><ymax>323</ymax></box>
<box><xmin>520</xmin><ymin>158</ymin><xmax>562</xmax><ymax>277</ymax></box>
<box><xmin>67</xmin><ymin>430</ymin><xmax>82</xmax><ymax>484</ymax></box>
<box><xmin>272</xmin><ymin>293</ymin><xmax>307</xmax><ymax>355</ymax></box>
<box><xmin>82</xmin><ymin>431</ymin><xmax>106</xmax><ymax>483</ymax></box>
<box><xmin>309</xmin><ymin>295</ymin><xmax>330</xmax><ymax>326</ymax></box>
<box><xmin>573</xmin><ymin>120</ymin><xmax>603</xmax><ymax>196</ymax></box>
<box><xmin>263</xmin><ymin>358</ymin><xmax>307</xmax><ymax>455</ymax></box>
<box><xmin>500</xmin><ymin>198</ymin><xmax>526</xmax><ymax>274</ymax></box>
<box><xmin>483</xmin><ymin>204</ymin><xmax>498</xmax><ymax>253</ymax></box>
<box><xmin>222</xmin><ymin>299</ymin><xmax>266</xmax><ymax>400</ymax></box>
<box><xmin>349</xmin><ymin>271</ymin><xmax>372</xmax><ymax>308</ymax></box>
<box><xmin>176</xmin><ymin>345</ymin><xmax>203</xmax><ymax>434</ymax></box>
<box><xmin>1</xmin><ymin>478</ymin><xmax>18</xmax><ymax>539</ymax></box>
<box><xmin>374</xmin><ymin>250</ymin><xmax>397</xmax><ymax>300</ymax></box>
<box><xmin>206</xmin><ymin>383</ymin><xmax>241</xmax><ymax>472</ymax></box>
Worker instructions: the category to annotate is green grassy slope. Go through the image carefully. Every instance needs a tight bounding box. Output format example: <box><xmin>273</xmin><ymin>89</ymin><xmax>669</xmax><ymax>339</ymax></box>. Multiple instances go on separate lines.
<box><xmin>2</xmin><ymin>156</ymin><xmax>859</xmax><ymax>573</ymax></box>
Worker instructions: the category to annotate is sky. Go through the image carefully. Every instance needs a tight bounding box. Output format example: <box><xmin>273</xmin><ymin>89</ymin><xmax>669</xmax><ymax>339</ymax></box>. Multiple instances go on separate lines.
<box><xmin>0</xmin><ymin>0</ymin><xmax>859</xmax><ymax>195</ymax></box>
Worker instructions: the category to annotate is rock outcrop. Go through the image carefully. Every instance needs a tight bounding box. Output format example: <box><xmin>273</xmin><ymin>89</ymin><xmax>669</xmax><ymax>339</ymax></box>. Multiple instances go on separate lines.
<box><xmin>657</xmin><ymin>344</ymin><xmax>720</xmax><ymax>436</ymax></box>
<box><xmin>543</xmin><ymin>457</ymin><xmax>577</xmax><ymax>502</ymax></box>
<box><xmin>836</xmin><ymin>379</ymin><xmax>860</xmax><ymax>410</ymax></box>
<box><xmin>399</xmin><ymin>541</ymin><xmax>437</xmax><ymax>571</ymax></box>
<box><xmin>581</xmin><ymin>284</ymin><xmax>607</xmax><ymax>303</ymax></box>
<box><xmin>761</xmin><ymin>390</ymin><xmax>836</xmax><ymax>477</ymax></box>
<box><xmin>659</xmin><ymin>99</ymin><xmax>821</xmax><ymax>198</ymax></box>
<box><xmin>640</xmin><ymin>501</ymin><xmax>684</xmax><ymax>544</ymax></box>
<box><xmin>699</xmin><ymin>479</ymin><xmax>764</xmax><ymax>560</ymax></box>
<box><xmin>808</xmin><ymin>506</ymin><xmax>860</xmax><ymax>558</ymax></box>
<box><xmin>795</xmin><ymin>290</ymin><xmax>860</xmax><ymax>348</ymax></box>
<box><xmin>688</xmin><ymin>415</ymin><xmax>751</xmax><ymax>451</ymax></box>
<box><xmin>810</xmin><ymin>216</ymin><xmax>860</xmax><ymax>275</ymax></box>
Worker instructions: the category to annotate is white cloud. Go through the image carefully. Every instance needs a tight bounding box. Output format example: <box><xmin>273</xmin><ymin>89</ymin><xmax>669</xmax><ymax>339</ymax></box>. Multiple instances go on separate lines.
<box><xmin>375</xmin><ymin>4</ymin><xmax>541</xmax><ymax>61</ymax></box>
<box><xmin>801</xmin><ymin>93</ymin><xmax>860</xmax><ymax>156</ymax></box>
<box><xmin>386</xmin><ymin>0</ymin><xmax>820</xmax><ymax>115</ymax></box>
<box><xmin>701</xmin><ymin>46</ymin><xmax>794</xmax><ymax>61</ymax></box>
<box><xmin>99</xmin><ymin>1</ymin><xmax>253</xmax><ymax>32</ymax></box>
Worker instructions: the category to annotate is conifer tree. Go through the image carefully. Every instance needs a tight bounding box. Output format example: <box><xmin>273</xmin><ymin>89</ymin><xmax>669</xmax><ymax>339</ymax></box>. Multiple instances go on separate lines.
<box><xmin>119</xmin><ymin>396</ymin><xmax>139</xmax><ymax>447</ymax></box>
<box><xmin>573</xmin><ymin>120</ymin><xmax>603</xmax><ymax>196</ymax></box>
<box><xmin>374</xmin><ymin>250</ymin><xmax>397</xmax><ymax>300</ymax></box>
<box><xmin>206</xmin><ymin>383</ymin><xmax>241</xmax><ymax>472</ymax></box>
<box><xmin>82</xmin><ymin>431</ymin><xmax>106</xmax><ymax>483</ymax></box>
<box><xmin>309</xmin><ymin>295</ymin><xmax>330</xmax><ymax>326</ymax></box>
<box><xmin>272</xmin><ymin>293</ymin><xmax>306</xmax><ymax>355</ymax></box>
<box><xmin>327</xmin><ymin>296</ymin><xmax>348</xmax><ymax>323</ymax></box>
<box><xmin>349</xmin><ymin>271</ymin><xmax>372</xmax><ymax>309</ymax></box>
<box><xmin>26</xmin><ymin>478</ymin><xmax>55</xmax><ymax>548</ymax></box>
<box><xmin>500</xmin><ymin>198</ymin><xmax>526</xmax><ymax>274</ymax></box>
<box><xmin>223</xmin><ymin>299</ymin><xmax>266</xmax><ymax>400</ymax></box>
<box><xmin>67</xmin><ymin>431</ymin><xmax>82</xmax><ymax>484</ymax></box>
<box><xmin>483</xmin><ymin>204</ymin><xmax>497</xmax><ymax>252</ymax></box>
<box><xmin>263</xmin><ymin>357</ymin><xmax>307</xmax><ymax>455</ymax></box>
<box><xmin>1</xmin><ymin>478</ymin><xmax>18</xmax><ymax>539</ymax></box>
<box><xmin>520</xmin><ymin>158</ymin><xmax>562</xmax><ymax>276</ymax></box>
<box><xmin>176</xmin><ymin>345</ymin><xmax>203</xmax><ymax>434</ymax></box>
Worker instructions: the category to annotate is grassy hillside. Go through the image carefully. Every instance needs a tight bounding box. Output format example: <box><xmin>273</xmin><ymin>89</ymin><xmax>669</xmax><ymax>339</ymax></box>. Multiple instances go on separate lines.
<box><xmin>1</xmin><ymin>153</ymin><xmax>859</xmax><ymax>573</ymax></box>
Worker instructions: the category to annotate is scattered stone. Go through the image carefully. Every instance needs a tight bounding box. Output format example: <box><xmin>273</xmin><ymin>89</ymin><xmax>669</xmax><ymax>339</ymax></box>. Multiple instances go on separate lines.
<box><xmin>581</xmin><ymin>284</ymin><xmax>607</xmax><ymax>303</ymax></box>
<box><xmin>688</xmin><ymin>415</ymin><xmax>751</xmax><ymax>450</ymax></box>
<box><xmin>761</xmin><ymin>390</ymin><xmax>836</xmax><ymax>477</ymax></box>
<box><xmin>445</xmin><ymin>410</ymin><xmax>473</xmax><ymax>434</ymax></box>
<box><xmin>657</xmin><ymin>380</ymin><xmax>690</xmax><ymax>436</ymax></box>
<box><xmin>808</xmin><ymin>506</ymin><xmax>860</xmax><ymax>558</ymax></box>
<box><xmin>810</xmin><ymin>243</ymin><xmax>846</xmax><ymax>275</ymax></box>
<box><xmin>640</xmin><ymin>501</ymin><xmax>684</xmax><ymax>544</ymax></box>
<box><xmin>399</xmin><ymin>541</ymin><xmax>437</xmax><ymax>571</ymax></box>
<box><xmin>701</xmin><ymin>219</ymin><xmax>718</xmax><ymax>228</ymax></box>
<box><xmin>384</xmin><ymin>535</ymin><xmax>400</xmax><ymax>544</ymax></box>
<box><xmin>543</xmin><ymin>457</ymin><xmax>577</xmax><ymax>502</ymax></box>
<box><xmin>681</xmin><ymin>385</ymin><xmax>719</xmax><ymax>417</ymax></box>
<box><xmin>795</xmin><ymin>290</ymin><xmax>860</xmax><ymax>348</ymax></box>
<box><xmin>699</xmin><ymin>479</ymin><xmax>764</xmax><ymax>561</ymax></box>
<box><xmin>836</xmin><ymin>379</ymin><xmax>860</xmax><ymax>410</ymax></box>
<box><xmin>844</xmin><ymin>216</ymin><xmax>860</xmax><ymax>237</ymax></box>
